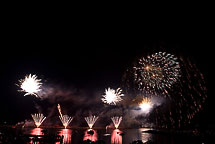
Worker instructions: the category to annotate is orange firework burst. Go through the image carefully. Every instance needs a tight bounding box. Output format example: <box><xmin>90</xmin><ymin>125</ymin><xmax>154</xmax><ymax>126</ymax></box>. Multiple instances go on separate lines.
<box><xmin>139</xmin><ymin>97</ymin><xmax>152</xmax><ymax>113</ymax></box>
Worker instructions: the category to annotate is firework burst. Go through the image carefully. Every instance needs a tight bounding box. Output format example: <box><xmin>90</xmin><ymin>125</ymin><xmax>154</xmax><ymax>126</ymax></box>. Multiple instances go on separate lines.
<box><xmin>57</xmin><ymin>104</ymin><xmax>73</xmax><ymax>128</ymax></box>
<box><xmin>31</xmin><ymin>113</ymin><xmax>46</xmax><ymax>128</ymax></box>
<box><xmin>18</xmin><ymin>74</ymin><xmax>42</xmax><ymax>97</ymax></box>
<box><xmin>85</xmin><ymin>115</ymin><xmax>99</xmax><ymax>129</ymax></box>
<box><xmin>139</xmin><ymin>97</ymin><xmax>152</xmax><ymax>113</ymax></box>
<box><xmin>123</xmin><ymin>52</ymin><xmax>207</xmax><ymax>128</ymax></box>
<box><xmin>111</xmin><ymin>116</ymin><xmax>122</xmax><ymax>129</ymax></box>
<box><xmin>59</xmin><ymin>115</ymin><xmax>73</xmax><ymax>129</ymax></box>
<box><xmin>101</xmin><ymin>88</ymin><xmax>124</xmax><ymax>105</ymax></box>
<box><xmin>134</xmin><ymin>52</ymin><xmax>180</xmax><ymax>94</ymax></box>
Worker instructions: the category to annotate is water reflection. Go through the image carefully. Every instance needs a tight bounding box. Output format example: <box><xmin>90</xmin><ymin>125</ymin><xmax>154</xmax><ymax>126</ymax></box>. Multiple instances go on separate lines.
<box><xmin>83</xmin><ymin>129</ymin><xmax>98</xmax><ymax>142</ymax></box>
<box><xmin>140</xmin><ymin>128</ymin><xmax>151</xmax><ymax>143</ymax></box>
<box><xmin>30</xmin><ymin>128</ymin><xmax>44</xmax><ymax>144</ymax></box>
<box><xmin>31</xmin><ymin>128</ymin><xmax>43</xmax><ymax>135</ymax></box>
<box><xmin>111</xmin><ymin>129</ymin><xmax>122</xmax><ymax>144</ymax></box>
<box><xmin>26</xmin><ymin>128</ymin><xmax>152</xmax><ymax>143</ymax></box>
<box><xmin>58</xmin><ymin>129</ymin><xmax>72</xmax><ymax>144</ymax></box>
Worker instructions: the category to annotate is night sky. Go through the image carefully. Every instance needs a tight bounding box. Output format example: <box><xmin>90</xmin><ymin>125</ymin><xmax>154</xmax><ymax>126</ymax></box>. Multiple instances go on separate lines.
<box><xmin>1</xmin><ymin>21</ymin><xmax>214</xmax><ymax>129</ymax></box>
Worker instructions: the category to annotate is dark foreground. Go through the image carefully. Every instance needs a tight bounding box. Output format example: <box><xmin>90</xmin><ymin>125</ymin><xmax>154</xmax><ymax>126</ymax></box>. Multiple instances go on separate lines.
<box><xmin>0</xmin><ymin>126</ymin><xmax>214</xmax><ymax>144</ymax></box>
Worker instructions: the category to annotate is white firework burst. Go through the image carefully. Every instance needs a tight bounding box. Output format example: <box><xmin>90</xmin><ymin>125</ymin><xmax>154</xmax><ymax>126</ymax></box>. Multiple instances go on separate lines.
<box><xmin>19</xmin><ymin>74</ymin><xmax>42</xmax><ymax>97</ymax></box>
<box><xmin>101</xmin><ymin>88</ymin><xmax>124</xmax><ymax>105</ymax></box>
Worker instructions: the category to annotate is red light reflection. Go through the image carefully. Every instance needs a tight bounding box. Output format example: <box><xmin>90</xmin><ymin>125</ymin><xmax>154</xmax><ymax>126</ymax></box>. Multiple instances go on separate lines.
<box><xmin>30</xmin><ymin>128</ymin><xmax>43</xmax><ymax>144</ymax></box>
<box><xmin>111</xmin><ymin>129</ymin><xmax>122</xmax><ymax>144</ymax></box>
<box><xmin>83</xmin><ymin>129</ymin><xmax>98</xmax><ymax>142</ymax></box>
<box><xmin>58</xmin><ymin>129</ymin><xmax>72</xmax><ymax>144</ymax></box>
<box><xmin>31</xmin><ymin>128</ymin><xmax>43</xmax><ymax>135</ymax></box>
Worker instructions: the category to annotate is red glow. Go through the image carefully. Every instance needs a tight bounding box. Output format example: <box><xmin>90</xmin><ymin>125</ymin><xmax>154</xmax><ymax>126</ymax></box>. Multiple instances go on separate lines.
<box><xmin>31</xmin><ymin>128</ymin><xmax>43</xmax><ymax>135</ymax></box>
<box><xmin>83</xmin><ymin>129</ymin><xmax>98</xmax><ymax>142</ymax></box>
<box><xmin>58</xmin><ymin>129</ymin><xmax>72</xmax><ymax>144</ymax></box>
<box><xmin>30</xmin><ymin>128</ymin><xmax>43</xmax><ymax>143</ymax></box>
<box><xmin>111</xmin><ymin>129</ymin><xmax>122</xmax><ymax>144</ymax></box>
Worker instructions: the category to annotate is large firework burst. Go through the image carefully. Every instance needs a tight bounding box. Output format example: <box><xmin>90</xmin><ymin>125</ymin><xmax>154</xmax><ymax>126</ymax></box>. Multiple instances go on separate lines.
<box><xmin>101</xmin><ymin>88</ymin><xmax>124</xmax><ymax>105</ymax></box>
<box><xmin>123</xmin><ymin>52</ymin><xmax>207</xmax><ymax>128</ymax></box>
<box><xmin>133</xmin><ymin>52</ymin><xmax>180</xmax><ymax>94</ymax></box>
<box><xmin>18</xmin><ymin>74</ymin><xmax>42</xmax><ymax>97</ymax></box>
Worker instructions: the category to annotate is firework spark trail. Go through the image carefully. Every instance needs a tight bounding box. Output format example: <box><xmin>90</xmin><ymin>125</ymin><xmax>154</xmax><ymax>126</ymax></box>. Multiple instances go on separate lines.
<box><xmin>123</xmin><ymin>52</ymin><xmax>207</xmax><ymax>128</ymax></box>
<box><xmin>111</xmin><ymin>116</ymin><xmax>122</xmax><ymax>129</ymax></box>
<box><xmin>170</xmin><ymin>58</ymin><xmax>207</xmax><ymax>127</ymax></box>
<box><xmin>59</xmin><ymin>115</ymin><xmax>73</xmax><ymax>129</ymax></box>
<box><xmin>133</xmin><ymin>52</ymin><xmax>180</xmax><ymax>95</ymax></box>
<box><xmin>101</xmin><ymin>88</ymin><xmax>124</xmax><ymax>105</ymax></box>
<box><xmin>145</xmin><ymin>57</ymin><xmax>207</xmax><ymax>128</ymax></box>
<box><xmin>31</xmin><ymin>113</ymin><xmax>46</xmax><ymax>128</ymax></box>
<box><xmin>139</xmin><ymin>97</ymin><xmax>152</xmax><ymax>114</ymax></box>
<box><xmin>57</xmin><ymin>104</ymin><xmax>63</xmax><ymax>117</ymax></box>
<box><xmin>85</xmin><ymin>115</ymin><xmax>99</xmax><ymax>129</ymax></box>
<box><xmin>57</xmin><ymin>104</ymin><xmax>73</xmax><ymax>128</ymax></box>
<box><xmin>19</xmin><ymin>74</ymin><xmax>42</xmax><ymax>97</ymax></box>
